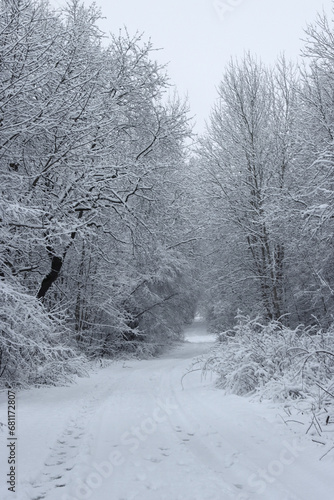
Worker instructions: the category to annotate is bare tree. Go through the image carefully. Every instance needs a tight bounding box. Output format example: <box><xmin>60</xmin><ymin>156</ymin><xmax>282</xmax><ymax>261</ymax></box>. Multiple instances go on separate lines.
<box><xmin>198</xmin><ymin>55</ymin><xmax>299</xmax><ymax>326</ymax></box>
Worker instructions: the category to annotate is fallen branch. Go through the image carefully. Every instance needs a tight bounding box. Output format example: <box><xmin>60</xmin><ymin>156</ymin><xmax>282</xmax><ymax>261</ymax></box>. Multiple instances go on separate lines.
<box><xmin>315</xmin><ymin>382</ymin><xmax>334</xmax><ymax>400</ymax></box>
<box><xmin>181</xmin><ymin>368</ymin><xmax>203</xmax><ymax>390</ymax></box>
<box><xmin>320</xmin><ymin>445</ymin><xmax>334</xmax><ymax>461</ymax></box>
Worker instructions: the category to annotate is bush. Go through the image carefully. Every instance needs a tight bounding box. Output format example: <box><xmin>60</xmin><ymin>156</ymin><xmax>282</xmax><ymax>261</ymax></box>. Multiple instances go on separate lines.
<box><xmin>0</xmin><ymin>280</ymin><xmax>86</xmax><ymax>388</ymax></box>
<box><xmin>196</xmin><ymin>314</ymin><xmax>334</xmax><ymax>405</ymax></box>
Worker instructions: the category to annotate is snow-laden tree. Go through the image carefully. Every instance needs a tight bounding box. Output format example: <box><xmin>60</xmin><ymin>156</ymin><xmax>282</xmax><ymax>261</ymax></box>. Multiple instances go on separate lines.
<box><xmin>0</xmin><ymin>278</ymin><xmax>85</xmax><ymax>387</ymax></box>
<box><xmin>197</xmin><ymin>55</ymin><xmax>300</xmax><ymax>328</ymax></box>
<box><xmin>0</xmin><ymin>0</ymin><xmax>198</xmax><ymax>384</ymax></box>
<box><xmin>291</xmin><ymin>6</ymin><xmax>334</xmax><ymax>326</ymax></box>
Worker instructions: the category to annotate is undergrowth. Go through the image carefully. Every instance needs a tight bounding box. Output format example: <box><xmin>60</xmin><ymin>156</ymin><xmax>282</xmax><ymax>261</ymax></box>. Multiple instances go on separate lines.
<box><xmin>186</xmin><ymin>314</ymin><xmax>334</xmax><ymax>411</ymax></box>
<box><xmin>184</xmin><ymin>314</ymin><xmax>334</xmax><ymax>456</ymax></box>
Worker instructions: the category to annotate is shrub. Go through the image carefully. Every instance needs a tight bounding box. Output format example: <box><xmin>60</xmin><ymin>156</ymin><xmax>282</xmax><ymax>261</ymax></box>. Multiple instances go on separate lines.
<box><xmin>0</xmin><ymin>280</ymin><xmax>86</xmax><ymax>388</ymax></box>
<box><xmin>196</xmin><ymin>314</ymin><xmax>334</xmax><ymax>404</ymax></box>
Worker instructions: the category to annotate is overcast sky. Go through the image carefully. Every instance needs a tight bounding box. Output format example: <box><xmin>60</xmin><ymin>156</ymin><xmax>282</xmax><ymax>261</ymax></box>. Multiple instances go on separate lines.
<box><xmin>52</xmin><ymin>0</ymin><xmax>333</xmax><ymax>134</ymax></box>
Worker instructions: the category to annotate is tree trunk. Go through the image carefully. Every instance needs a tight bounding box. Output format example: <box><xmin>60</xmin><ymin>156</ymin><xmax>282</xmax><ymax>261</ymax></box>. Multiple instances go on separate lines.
<box><xmin>36</xmin><ymin>253</ymin><xmax>63</xmax><ymax>300</ymax></box>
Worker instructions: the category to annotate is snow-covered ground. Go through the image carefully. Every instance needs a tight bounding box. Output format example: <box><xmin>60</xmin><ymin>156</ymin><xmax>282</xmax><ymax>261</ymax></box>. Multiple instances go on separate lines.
<box><xmin>1</xmin><ymin>318</ymin><xmax>334</xmax><ymax>500</ymax></box>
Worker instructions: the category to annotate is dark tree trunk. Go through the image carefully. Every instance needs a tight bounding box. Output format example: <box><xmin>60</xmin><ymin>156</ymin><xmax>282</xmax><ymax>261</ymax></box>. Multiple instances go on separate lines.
<box><xmin>37</xmin><ymin>254</ymin><xmax>63</xmax><ymax>300</ymax></box>
<box><xmin>37</xmin><ymin>211</ymin><xmax>83</xmax><ymax>300</ymax></box>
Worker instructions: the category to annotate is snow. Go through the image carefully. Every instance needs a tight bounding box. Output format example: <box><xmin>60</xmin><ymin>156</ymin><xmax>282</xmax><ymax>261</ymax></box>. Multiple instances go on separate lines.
<box><xmin>1</xmin><ymin>320</ymin><xmax>334</xmax><ymax>500</ymax></box>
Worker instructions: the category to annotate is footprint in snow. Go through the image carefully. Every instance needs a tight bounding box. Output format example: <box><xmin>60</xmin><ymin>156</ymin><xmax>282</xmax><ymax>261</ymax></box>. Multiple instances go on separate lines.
<box><xmin>44</xmin><ymin>459</ymin><xmax>64</xmax><ymax>466</ymax></box>
<box><xmin>159</xmin><ymin>447</ymin><xmax>170</xmax><ymax>456</ymax></box>
<box><xmin>144</xmin><ymin>455</ymin><xmax>162</xmax><ymax>463</ymax></box>
<box><xmin>224</xmin><ymin>453</ymin><xmax>239</xmax><ymax>468</ymax></box>
<box><xmin>50</xmin><ymin>475</ymin><xmax>63</xmax><ymax>481</ymax></box>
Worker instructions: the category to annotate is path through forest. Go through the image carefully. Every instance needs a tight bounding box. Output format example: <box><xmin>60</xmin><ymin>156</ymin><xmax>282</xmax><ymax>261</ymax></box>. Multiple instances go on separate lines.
<box><xmin>1</xmin><ymin>318</ymin><xmax>334</xmax><ymax>500</ymax></box>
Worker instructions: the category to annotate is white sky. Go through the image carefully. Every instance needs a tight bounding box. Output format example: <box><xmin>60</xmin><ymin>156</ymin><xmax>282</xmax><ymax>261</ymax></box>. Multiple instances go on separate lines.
<box><xmin>51</xmin><ymin>0</ymin><xmax>333</xmax><ymax>134</ymax></box>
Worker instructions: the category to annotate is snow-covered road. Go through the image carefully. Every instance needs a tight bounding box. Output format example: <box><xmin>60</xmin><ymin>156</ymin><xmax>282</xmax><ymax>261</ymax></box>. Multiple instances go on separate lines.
<box><xmin>1</xmin><ymin>319</ymin><xmax>334</xmax><ymax>500</ymax></box>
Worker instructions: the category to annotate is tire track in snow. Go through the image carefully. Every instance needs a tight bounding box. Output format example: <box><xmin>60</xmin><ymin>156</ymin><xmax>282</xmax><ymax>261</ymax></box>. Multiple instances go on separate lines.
<box><xmin>158</xmin><ymin>357</ymin><xmax>243</xmax><ymax>499</ymax></box>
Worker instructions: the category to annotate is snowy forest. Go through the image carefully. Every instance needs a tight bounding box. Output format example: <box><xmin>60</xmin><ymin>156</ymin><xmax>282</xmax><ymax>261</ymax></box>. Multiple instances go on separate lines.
<box><xmin>2</xmin><ymin>0</ymin><xmax>334</xmax><ymax>397</ymax></box>
<box><xmin>3</xmin><ymin>1</ymin><xmax>334</xmax><ymax>499</ymax></box>
<box><xmin>0</xmin><ymin>0</ymin><xmax>200</xmax><ymax>387</ymax></box>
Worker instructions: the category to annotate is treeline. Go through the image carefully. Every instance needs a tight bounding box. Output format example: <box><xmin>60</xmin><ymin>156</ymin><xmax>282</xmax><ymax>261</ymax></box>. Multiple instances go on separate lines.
<box><xmin>197</xmin><ymin>6</ymin><xmax>334</xmax><ymax>332</ymax></box>
<box><xmin>0</xmin><ymin>0</ymin><xmax>199</xmax><ymax>386</ymax></box>
<box><xmin>5</xmin><ymin>0</ymin><xmax>334</xmax><ymax>389</ymax></box>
